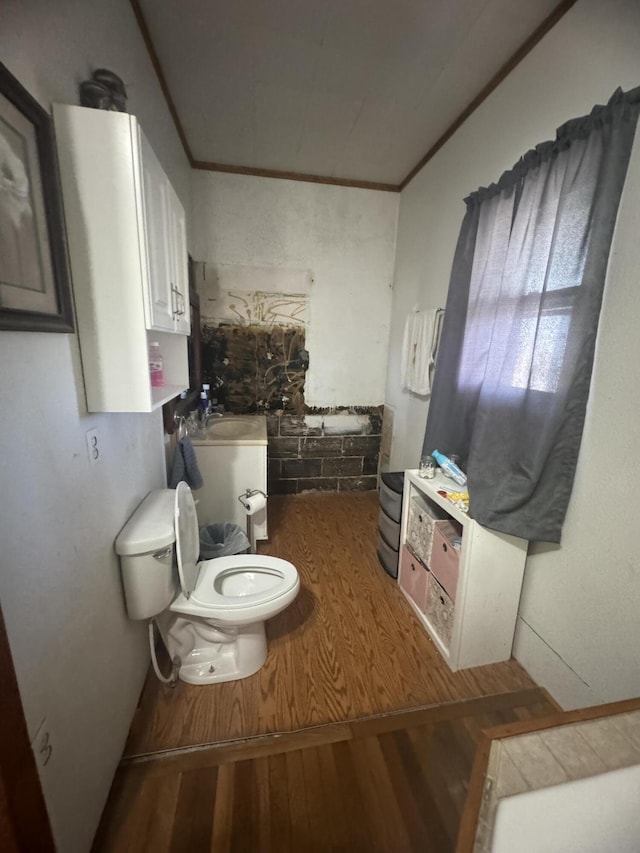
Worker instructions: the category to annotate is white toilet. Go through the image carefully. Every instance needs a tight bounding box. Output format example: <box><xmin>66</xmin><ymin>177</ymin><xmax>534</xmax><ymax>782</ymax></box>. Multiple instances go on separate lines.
<box><xmin>115</xmin><ymin>482</ymin><xmax>300</xmax><ymax>685</ymax></box>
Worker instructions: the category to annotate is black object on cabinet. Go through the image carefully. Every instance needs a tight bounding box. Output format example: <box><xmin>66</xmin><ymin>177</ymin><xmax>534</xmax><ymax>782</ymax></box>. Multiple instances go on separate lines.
<box><xmin>377</xmin><ymin>471</ymin><xmax>405</xmax><ymax>578</ymax></box>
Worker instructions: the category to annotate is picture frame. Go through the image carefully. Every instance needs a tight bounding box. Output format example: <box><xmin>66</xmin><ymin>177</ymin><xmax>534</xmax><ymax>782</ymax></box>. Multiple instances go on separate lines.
<box><xmin>0</xmin><ymin>62</ymin><xmax>74</xmax><ymax>333</ymax></box>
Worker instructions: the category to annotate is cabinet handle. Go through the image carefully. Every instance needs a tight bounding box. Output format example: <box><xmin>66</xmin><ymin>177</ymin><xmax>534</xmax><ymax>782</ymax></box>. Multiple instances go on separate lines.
<box><xmin>171</xmin><ymin>285</ymin><xmax>185</xmax><ymax>316</ymax></box>
<box><xmin>153</xmin><ymin>545</ymin><xmax>173</xmax><ymax>562</ymax></box>
<box><xmin>442</xmin><ymin>543</ymin><xmax>448</xmax><ymax>553</ymax></box>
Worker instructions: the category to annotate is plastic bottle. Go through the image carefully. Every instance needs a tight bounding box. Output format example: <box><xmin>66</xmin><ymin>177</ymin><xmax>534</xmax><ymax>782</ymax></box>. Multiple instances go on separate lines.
<box><xmin>432</xmin><ymin>449</ymin><xmax>467</xmax><ymax>486</ymax></box>
<box><xmin>148</xmin><ymin>341</ymin><xmax>164</xmax><ymax>387</ymax></box>
<box><xmin>200</xmin><ymin>383</ymin><xmax>210</xmax><ymax>416</ymax></box>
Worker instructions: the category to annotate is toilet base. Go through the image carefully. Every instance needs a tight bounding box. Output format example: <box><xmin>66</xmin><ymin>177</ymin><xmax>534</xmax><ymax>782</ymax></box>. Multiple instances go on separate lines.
<box><xmin>165</xmin><ymin>617</ymin><xmax>268</xmax><ymax>685</ymax></box>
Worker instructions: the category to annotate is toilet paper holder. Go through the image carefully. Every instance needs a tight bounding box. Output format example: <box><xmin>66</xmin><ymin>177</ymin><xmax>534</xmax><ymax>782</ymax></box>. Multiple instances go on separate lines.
<box><xmin>237</xmin><ymin>488</ymin><xmax>267</xmax><ymax>512</ymax></box>
<box><xmin>237</xmin><ymin>489</ymin><xmax>268</xmax><ymax>553</ymax></box>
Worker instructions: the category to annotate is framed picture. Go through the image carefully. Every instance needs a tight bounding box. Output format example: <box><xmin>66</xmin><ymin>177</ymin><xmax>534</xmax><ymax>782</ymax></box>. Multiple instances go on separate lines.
<box><xmin>0</xmin><ymin>62</ymin><xmax>73</xmax><ymax>332</ymax></box>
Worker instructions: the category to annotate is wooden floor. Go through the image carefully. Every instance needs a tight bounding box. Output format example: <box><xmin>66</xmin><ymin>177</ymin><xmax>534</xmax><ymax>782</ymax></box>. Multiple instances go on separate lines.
<box><xmin>125</xmin><ymin>492</ymin><xmax>539</xmax><ymax>756</ymax></box>
<box><xmin>98</xmin><ymin>492</ymin><xmax>557</xmax><ymax>851</ymax></box>
<box><xmin>96</xmin><ymin>687</ymin><xmax>556</xmax><ymax>852</ymax></box>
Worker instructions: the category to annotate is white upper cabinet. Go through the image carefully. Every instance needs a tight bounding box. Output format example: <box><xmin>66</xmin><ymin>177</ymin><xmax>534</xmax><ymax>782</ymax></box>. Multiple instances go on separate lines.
<box><xmin>139</xmin><ymin>132</ymin><xmax>174</xmax><ymax>332</ymax></box>
<box><xmin>53</xmin><ymin>105</ymin><xmax>189</xmax><ymax>412</ymax></box>
<box><xmin>166</xmin><ymin>181</ymin><xmax>189</xmax><ymax>335</ymax></box>
<box><xmin>139</xmin><ymin>132</ymin><xmax>190</xmax><ymax>334</ymax></box>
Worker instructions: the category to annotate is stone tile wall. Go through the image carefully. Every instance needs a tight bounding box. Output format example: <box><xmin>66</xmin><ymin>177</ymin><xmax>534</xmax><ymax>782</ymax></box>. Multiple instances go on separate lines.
<box><xmin>200</xmin><ymin>323</ymin><xmax>307</xmax><ymax>414</ymax></box>
<box><xmin>267</xmin><ymin>412</ymin><xmax>382</xmax><ymax>494</ymax></box>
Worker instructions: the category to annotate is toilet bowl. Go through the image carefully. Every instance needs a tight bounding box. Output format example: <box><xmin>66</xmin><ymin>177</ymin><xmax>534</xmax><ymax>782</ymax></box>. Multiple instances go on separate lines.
<box><xmin>115</xmin><ymin>482</ymin><xmax>300</xmax><ymax>685</ymax></box>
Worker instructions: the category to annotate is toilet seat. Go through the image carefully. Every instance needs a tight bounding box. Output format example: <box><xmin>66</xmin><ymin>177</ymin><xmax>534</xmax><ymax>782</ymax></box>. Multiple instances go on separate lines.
<box><xmin>192</xmin><ymin>555</ymin><xmax>299</xmax><ymax>608</ymax></box>
<box><xmin>171</xmin><ymin>483</ymin><xmax>299</xmax><ymax>622</ymax></box>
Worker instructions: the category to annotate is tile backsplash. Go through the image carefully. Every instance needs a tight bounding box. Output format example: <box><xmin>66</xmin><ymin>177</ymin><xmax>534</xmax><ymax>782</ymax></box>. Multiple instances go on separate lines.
<box><xmin>267</xmin><ymin>411</ymin><xmax>382</xmax><ymax>494</ymax></box>
<box><xmin>200</xmin><ymin>321</ymin><xmax>381</xmax><ymax>493</ymax></box>
<box><xmin>201</xmin><ymin>322</ymin><xmax>307</xmax><ymax>414</ymax></box>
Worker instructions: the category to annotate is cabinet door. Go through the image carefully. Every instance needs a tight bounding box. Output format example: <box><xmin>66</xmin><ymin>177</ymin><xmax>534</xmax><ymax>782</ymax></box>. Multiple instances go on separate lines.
<box><xmin>167</xmin><ymin>183</ymin><xmax>190</xmax><ymax>334</ymax></box>
<box><xmin>140</xmin><ymin>134</ymin><xmax>175</xmax><ymax>332</ymax></box>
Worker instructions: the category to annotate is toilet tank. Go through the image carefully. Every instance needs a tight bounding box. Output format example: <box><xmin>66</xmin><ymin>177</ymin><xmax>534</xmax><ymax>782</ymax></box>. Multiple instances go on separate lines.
<box><xmin>115</xmin><ymin>489</ymin><xmax>179</xmax><ymax>620</ymax></box>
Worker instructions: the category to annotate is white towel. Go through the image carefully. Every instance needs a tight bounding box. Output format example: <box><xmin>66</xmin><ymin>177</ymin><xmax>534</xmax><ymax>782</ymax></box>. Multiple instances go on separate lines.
<box><xmin>401</xmin><ymin>308</ymin><xmax>439</xmax><ymax>396</ymax></box>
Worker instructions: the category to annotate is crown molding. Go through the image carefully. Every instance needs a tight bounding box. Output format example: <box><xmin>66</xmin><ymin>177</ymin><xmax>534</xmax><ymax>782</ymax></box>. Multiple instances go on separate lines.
<box><xmin>191</xmin><ymin>159</ymin><xmax>400</xmax><ymax>192</ymax></box>
<box><xmin>130</xmin><ymin>0</ymin><xmax>194</xmax><ymax>165</ymax></box>
<box><xmin>399</xmin><ymin>0</ymin><xmax>579</xmax><ymax>190</ymax></box>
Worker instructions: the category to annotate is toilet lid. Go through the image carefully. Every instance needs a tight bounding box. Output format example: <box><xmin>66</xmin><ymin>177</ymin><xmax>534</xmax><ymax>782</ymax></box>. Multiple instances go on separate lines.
<box><xmin>174</xmin><ymin>482</ymin><xmax>200</xmax><ymax>597</ymax></box>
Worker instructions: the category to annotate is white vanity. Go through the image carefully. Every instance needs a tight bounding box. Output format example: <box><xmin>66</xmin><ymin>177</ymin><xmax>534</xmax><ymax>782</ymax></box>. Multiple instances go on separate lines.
<box><xmin>192</xmin><ymin>416</ymin><xmax>268</xmax><ymax>546</ymax></box>
<box><xmin>398</xmin><ymin>469</ymin><xmax>528</xmax><ymax>671</ymax></box>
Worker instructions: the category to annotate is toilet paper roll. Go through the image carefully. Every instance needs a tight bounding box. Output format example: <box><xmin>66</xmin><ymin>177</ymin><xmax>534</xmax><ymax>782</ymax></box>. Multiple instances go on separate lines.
<box><xmin>241</xmin><ymin>492</ymin><xmax>267</xmax><ymax>516</ymax></box>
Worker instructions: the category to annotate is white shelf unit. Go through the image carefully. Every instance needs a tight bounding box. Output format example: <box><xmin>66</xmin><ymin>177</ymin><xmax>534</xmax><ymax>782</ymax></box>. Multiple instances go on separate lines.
<box><xmin>399</xmin><ymin>469</ymin><xmax>528</xmax><ymax>671</ymax></box>
<box><xmin>53</xmin><ymin>104</ymin><xmax>189</xmax><ymax>413</ymax></box>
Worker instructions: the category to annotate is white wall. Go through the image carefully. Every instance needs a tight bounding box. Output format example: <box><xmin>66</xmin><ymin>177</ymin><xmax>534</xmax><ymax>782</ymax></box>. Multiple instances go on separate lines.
<box><xmin>192</xmin><ymin>171</ymin><xmax>399</xmax><ymax>408</ymax></box>
<box><xmin>387</xmin><ymin>0</ymin><xmax>640</xmax><ymax>708</ymax></box>
<box><xmin>0</xmin><ymin>2</ymin><xmax>191</xmax><ymax>851</ymax></box>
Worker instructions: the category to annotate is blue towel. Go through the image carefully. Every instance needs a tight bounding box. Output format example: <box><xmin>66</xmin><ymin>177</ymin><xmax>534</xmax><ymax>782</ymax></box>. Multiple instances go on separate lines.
<box><xmin>169</xmin><ymin>437</ymin><xmax>203</xmax><ymax>490</ymax></box>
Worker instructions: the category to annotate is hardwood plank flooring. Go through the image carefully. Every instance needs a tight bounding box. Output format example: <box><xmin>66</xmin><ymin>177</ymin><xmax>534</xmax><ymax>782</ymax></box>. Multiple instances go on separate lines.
<box><xmin>95</xmin><ymin>688</ymin><xmax>557</xmax><ymax>852</ymax></box>
<box><xmin>125</xmin><ymin>493</ymin><xmax>539</xmax><ymax>756</ymax></box>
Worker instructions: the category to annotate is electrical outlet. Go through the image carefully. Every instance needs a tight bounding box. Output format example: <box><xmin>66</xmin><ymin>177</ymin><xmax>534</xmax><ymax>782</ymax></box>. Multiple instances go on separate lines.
<box><xmin>32</xmin><ymin>719</ymin><xmax>54</xmax><ymax>769</ymax></box>
<box><xmin>86</xmin><ymin>428</ymin><xmax>101</xmax><ymax>465</ymax></box>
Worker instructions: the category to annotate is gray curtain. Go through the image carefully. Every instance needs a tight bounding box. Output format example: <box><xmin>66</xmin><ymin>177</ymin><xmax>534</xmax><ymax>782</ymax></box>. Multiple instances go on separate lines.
<box><xmin>424</xmin><ymin>87</ymin><xmax>640</xmax><ymax>542</ymax></box>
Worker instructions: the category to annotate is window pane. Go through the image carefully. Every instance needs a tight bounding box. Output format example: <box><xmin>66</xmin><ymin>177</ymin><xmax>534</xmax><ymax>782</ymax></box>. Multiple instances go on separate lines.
<box><xmin>511</xmin><ymin>311</ymin><xmax>571</xmax><ymax>393</ymax></box>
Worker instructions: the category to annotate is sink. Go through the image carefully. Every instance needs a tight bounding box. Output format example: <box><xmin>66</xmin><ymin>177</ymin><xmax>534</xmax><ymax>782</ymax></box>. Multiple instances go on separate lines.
<box><xmin>192</xmin><ymin>415</ymin><xmax>267</xmax><ymax>445</ymax></box>
<box><xmin>204</xmin><ymin>417</ymin><xmax>256</xmax><ymax>439</ymax></box>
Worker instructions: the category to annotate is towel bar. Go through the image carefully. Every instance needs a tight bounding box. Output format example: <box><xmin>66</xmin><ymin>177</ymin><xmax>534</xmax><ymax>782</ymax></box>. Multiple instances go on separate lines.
<box><xmin>173</xmin><ymin>414</ymin><xmax>188</xmax><ymax>440</ymax></box>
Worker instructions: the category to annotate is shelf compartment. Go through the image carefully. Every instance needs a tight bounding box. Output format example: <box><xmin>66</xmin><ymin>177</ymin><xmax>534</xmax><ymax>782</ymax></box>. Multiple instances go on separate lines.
<box><xmin>425</xmin><ymin>574</ymin><xmax>454</xmax><ymax>649</ymax></box>
<box><xmin>406</xmin><ymin>493</ymin><xmax>450</xmax><ymax>568</ymax></box>
<box><xmin>398</xmin><ymin>545</ymin><xmax>429</xmax><ymax>611</ymax></box>
<box><xmin>429</xmin><ymin>520</ymin><xmax>462</xmax><ymax>601</ymax></box>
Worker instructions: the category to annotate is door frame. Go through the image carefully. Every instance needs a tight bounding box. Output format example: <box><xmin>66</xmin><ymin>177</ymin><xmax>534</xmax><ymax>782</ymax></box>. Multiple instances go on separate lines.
<box><xmin>0</xmin><ymin>606</ymin><xmax>55</xmax><ymax>851</ymax></box>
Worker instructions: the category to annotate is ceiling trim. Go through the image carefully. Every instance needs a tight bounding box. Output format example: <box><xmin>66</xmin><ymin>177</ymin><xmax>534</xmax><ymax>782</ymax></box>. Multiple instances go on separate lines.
<box><xmin>130</xmin><ymin>0</ymin><xmax>398</xmax><ymax>191</ymax></box>
<box><xmin>131</xmin><ymin>0</ymin><xmax>577</xmax><ymax>195</ymax></box>
<box><xmin>399</xmin><ymin>0</ymin><xmax>579</xmax><ymax>190</ymax></box>
<box><xmin>191</xmin><ymin>159</ymin><xmax>400</xmax><ymax>192</ymax></box>
<box><xmin>130</xmin><ymin>0</ymin><xmax>194</xmax><ymax>165</ymax></box>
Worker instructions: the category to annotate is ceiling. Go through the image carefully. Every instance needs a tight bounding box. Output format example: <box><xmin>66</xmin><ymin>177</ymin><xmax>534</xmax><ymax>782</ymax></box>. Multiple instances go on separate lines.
<box><xmin>135</xmin><ymin>0</ymin><xmax>569</xmax><ymax>189</ymax></box>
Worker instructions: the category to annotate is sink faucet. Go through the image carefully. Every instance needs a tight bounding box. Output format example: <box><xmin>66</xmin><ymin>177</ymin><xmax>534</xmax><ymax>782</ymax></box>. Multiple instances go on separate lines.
<box><xmin>203</xmin><ymin>409</ymin><xmax>224</xmax><ymax>427</ymax></box>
